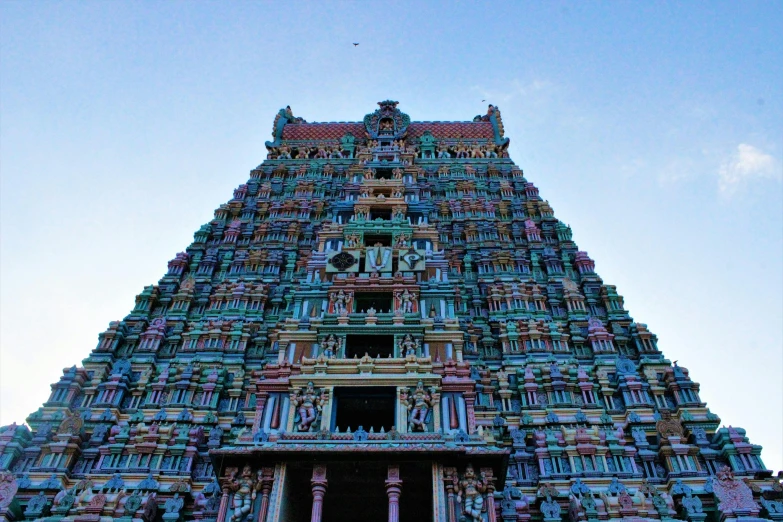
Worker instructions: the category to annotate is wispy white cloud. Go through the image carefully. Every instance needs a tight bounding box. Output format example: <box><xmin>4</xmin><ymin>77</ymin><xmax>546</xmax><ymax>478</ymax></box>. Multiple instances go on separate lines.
<box><xmin>718</xmin><ymin>144</ymin><xmax>781</xmax><ymax>196</ymax></box>
<box><xmin>471</xmin><ymin>78</ymin><xmax>555</xmax><ymax>106</ymax></box>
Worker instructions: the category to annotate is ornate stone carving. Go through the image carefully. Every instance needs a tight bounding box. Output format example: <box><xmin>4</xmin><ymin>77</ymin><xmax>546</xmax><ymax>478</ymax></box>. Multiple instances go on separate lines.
<box><xmin>399</xmin><ymin>333</ymin><xmax>420</xmax><ymax>357</ymax></box>
<box><xmin>455</xmin><ymin>464</ymin><xmax>487</xmax><ymax>522</ymax></box>
<box><xmin>711</xmin><ymin>466</ymin><xmax>760</xmax><ymax>518</ymax></box>
<box><xmin>229</xmin><ymin>464</ymin><xmax>257</xmax><ymax>522</ymax></box>
<box><xmin>57</xmin><ymin>410</ymin><xmax>83</xmax><ymax>435</ymax></box>
<box><xmin>293</xmin><ymin>381</ymin><xmax>324</xmax><ymax>432</ymax></box>
<box><xmin>656</xmin><ymin>411</ymin><xmax>684</xmax><ymax>439</ymax></box>
<box><xmin>405</xmin><ymin>381</ymin><xmax>432</xmax><ymax>432</ymax></box>
<box><xmin>0</xmin><ymin>471</ymin><xmax>18</xmax><ymax>511</ymax></box>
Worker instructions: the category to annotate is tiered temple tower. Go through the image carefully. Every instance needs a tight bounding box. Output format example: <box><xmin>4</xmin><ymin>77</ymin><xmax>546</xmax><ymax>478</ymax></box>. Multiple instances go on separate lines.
<box><xmin>1</xmin><ymin>101</ymin><xmax>779</xmax><ymax>522</ymax></box>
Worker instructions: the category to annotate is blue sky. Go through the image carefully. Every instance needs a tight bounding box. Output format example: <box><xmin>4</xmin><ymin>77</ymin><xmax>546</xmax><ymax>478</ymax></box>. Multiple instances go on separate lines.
<box><xmin>1</xmin><ymin>2</ymin><xmax>781</xmax><ymax>470</ymax></box>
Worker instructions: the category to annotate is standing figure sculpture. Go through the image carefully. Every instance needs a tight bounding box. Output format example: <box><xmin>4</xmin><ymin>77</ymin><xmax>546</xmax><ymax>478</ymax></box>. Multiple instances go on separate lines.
<box><xmin>407</xmin><ymin>381</ymin><xmax>432</xmax><ymax>432</ymax></box>
<box><xmin>332</xmin><ymin>290</ymin><xmax>347</xmax><ymax>314</ymax></box>
<box><xmin>397</xmin><ymin>289</ymin><xmax>415</xmax><ymax>314</ymax></box>
<box><xmin>344</xmin><ymin>234</ymin><xmax>360</xmax><ymax>248</ymax></box>
<box><xmin>399</xmin><ymin>334</ymin><xmax>418</xmax><ymax>357</ymax></box>
<box><xmin>229</xmin><ymin>464</ymin><xmax>257</xmax><ymax>522</ymax></box>
<box><xmin>456</xmin><ymin>464</ymin><xmax>487</xmax><ymax>522</ymax></box>
<box><xmin>294</xmin><ymin>382</ymin><xmax>322</xmax><ymax>432</ymax></box>
<box><xmin>321</xmin><ymin>335</ymin><xmax>340</xmax><ymax>359</ymax></box>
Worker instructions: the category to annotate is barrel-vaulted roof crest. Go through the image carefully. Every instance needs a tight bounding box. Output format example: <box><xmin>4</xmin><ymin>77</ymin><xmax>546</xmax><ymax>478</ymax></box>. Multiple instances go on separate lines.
<box><xmin>363</xmin><ymin>100</ymin><xmax>411</xmax><ymax>139</ymax></box>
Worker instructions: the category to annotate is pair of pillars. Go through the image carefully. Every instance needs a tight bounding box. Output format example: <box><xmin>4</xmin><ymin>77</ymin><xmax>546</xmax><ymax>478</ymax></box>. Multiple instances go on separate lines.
<box><xmin>443</xmin><ymin>466</ymin><xmax>497</xmax><ymax>522</ymax></box>
<box><xmin>216</xmin><ymin>467</ymin><xmax>275</xmax><ymax>522</ymax></box>
<box><xmin>309</xmin><ymin>463</ymin><xmax>402</xmax><ymax>522</ymax></box>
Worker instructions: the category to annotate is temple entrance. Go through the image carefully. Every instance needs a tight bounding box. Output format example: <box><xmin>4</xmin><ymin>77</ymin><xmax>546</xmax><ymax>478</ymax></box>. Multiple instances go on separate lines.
<box><xmin>320</xmin><ymin>461</ymin><xmax>433</xmax><ymax>522</ymax></box>
<box><xmin>278</xmin><ymin>465</ymin><xmax>315</xmax><ymax>522</ymax></box>
<box><xmin>399</xmin><ymin>461</ymin><xmax>434</xmax><ymax>521</ymax></box>
<box><xmin>322</xmin><ymin>462</ymin><xmax>388</xmax><ymax>522</ymax></box>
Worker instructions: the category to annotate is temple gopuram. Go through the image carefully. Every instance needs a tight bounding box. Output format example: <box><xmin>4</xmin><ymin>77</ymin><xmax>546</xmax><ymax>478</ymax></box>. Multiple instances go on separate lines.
<box><xmin>1</xmin><ymin>101</ymin><xmax>780</xmax><ymax>522</ymax></box>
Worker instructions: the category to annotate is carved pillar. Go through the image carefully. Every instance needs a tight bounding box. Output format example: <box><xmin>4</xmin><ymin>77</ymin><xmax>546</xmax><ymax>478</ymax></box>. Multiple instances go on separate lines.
<box><xmin>443</xmin><ymin>467</ymin><xmax>458</xmax><ymax>522</ymax></box>
<box><xmin>481</xmin><ymin>467</ymin><xmax>497</xmax><ymax>522</ymax></box>
<box><xmin>386</xmin><ymin>464</ymin><xmax>403</xmax><ymax>522</ymax></box>
<box><xmin>217</xmin><ymin>483</ymin><xmax>232</xmax><ymax>522</ymax></box>
<box><xmin>463</xmin><ymin>391</ymin><xmax>477</xmax><ymax>433</ymax></box>
<box><xmin>217</xmin><ymin>467</ymin><xmax>239</xmax><ymax>522</ymax></box>
<box><xmin>256</xmin><ymin>467</ymin><xmax>275</xmax><ymax>522</ymax></box>
<box><xmin>310</xmin><ymin>463</ymin><xmax>328</xmax><ymax>522</ymax></box>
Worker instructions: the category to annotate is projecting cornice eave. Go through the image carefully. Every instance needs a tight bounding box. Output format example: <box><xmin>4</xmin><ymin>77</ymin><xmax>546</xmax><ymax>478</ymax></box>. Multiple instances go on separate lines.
<box><xmin>209</xmin><ymin>442</ymin><xmax>510</xmax><ymax>488</ymax></box>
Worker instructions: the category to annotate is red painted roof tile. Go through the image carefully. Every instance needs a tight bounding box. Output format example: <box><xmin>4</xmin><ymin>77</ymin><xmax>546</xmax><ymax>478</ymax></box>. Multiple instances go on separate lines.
<box><xmin>408</xmin><ymin>122</ymin><xmax>494</xmax><ymax>140</ymax></box>
<box><xmin>282</xmin><ymin>123</ymin><xmax>367</xmax><ymax>141</ymax></box>
<box><xmin>280</xmin><ymin>121</ymin><xmax>494</xmax><ymax>141</ymax></box>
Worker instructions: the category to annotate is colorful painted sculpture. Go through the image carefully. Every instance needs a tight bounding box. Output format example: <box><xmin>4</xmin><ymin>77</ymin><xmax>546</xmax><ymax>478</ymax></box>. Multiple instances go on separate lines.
<box><xmin>0</xmin><ymin>101</ymin><xmax>775</xmax><ymax>522</ymax></box>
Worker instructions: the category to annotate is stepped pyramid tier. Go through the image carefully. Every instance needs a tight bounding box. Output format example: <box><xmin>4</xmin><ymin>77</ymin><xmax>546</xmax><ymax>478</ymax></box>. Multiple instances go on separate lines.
<box><xmin>1</xmin><ymin>101</ymin><xmax>778</xmax><ymax>522</ymax></box>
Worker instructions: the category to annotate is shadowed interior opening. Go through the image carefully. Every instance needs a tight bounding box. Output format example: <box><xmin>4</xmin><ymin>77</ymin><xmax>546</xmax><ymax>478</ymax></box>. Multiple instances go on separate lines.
<box><xmin>354</xmin><ymin>292</ymin><xmax>393</xmax><ymax>314</ymax></box>
<box><xmin>345</xmin><ymin>334</ymin><xmax>394</xmax><ymax>359</ymax></box>
<box><xmin>333</xmin><ymin>386</ymin><xmax>396</xmax><ymax>433</ymax></box>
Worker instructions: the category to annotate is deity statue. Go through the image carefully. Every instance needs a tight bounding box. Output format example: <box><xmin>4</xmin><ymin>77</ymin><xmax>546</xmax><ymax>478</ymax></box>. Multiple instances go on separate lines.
<box><xmin>294</xmin><ymin>382</ymin><xmax>323</xmax><ymax>432</ymax></box>
<box><xmin>437</xmin><ymin>142</ymin><xmax>450</xmax><ymax>158</ymax></box>
<box><xmin>396</xmin><ymin>289</ymin><xmax>415</xmax><ymax>314</ymax></box>
<box><xmin>455</xmin><ymin>141</ymin><xmax>469</xmax><ymax>159</ymax></box>
<box><xmin>277</xmin><ymin>144</ymin><xmax>291</xmax><ymax>159</ymax></box>
<box><xmin>407</xmin><ymin>381</ymin><xmax>432</xmax><ymax>432</ymax></box>
<box><xmin>321</xmin><ymin>334</ymin><xmax>340</xmax><ymax>358</ymax></box>
<box><xmin>229</xmin><ymin>465</ymin><xmax>257</xmax><ymax>522</ymax></box>
<box><xmin>331</xmin><ymin>290</ymin><xmax>351</xmax><ymax>314</ymax></box>
<box><xmin>394</xmin><ymin>233</ymin><xmax>410</xmax><ymax>248</ymax></box>
<box><xmin>399</xmin><ymin>334</ymin><xmax>419</xmax><ymax>357</ymax></box>
<box><xmin>455</xmin><ymin>464</ymin><xmax>487</xmax><ymax>522</ymax></box>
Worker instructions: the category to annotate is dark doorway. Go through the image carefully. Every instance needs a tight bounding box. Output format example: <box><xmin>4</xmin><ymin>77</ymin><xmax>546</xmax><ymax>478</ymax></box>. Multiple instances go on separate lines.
<box><xmin>333</xmin><ymin>387</ymin><xmax>396</xmax><ymax>433</ymax></box>
<box><xmin>279</xmin><ymin>465</ymin><xmax>313</xmax><ymax>522</ymax></box>
<box><xmin>370</xmin><ymin>208</ymin><xmax>392</xmax><ymax>220</ymax></box>
<box><xmin>354</xmin><ymin>292</ymin><xmax>393</xmax><ymax>314</ymax></box>
<box><xmin>345</xmin><ymin>334</ymin><xmax>395</xmax><ymax>359</ymax></box>
<box><xmin>400</xmin><ymin>461</ymin><xmax>435</xmax><ymax>521</ymax></box>
<box><xmin>322</xmin><ymin>462</ymin><xmax>388</xmax><ymax>522</ymax></box>
<box><xmin>364</xmin><ymin>233</ymin><xmax>391</xmax><ymax>246</ymax></box>
<box><xmin>320</xmin><ymin>461</ymin><xmax>434</xmax><ymax>522</ymax></box>
<box><xmin>375</xmin><ymin>168</ymin><xmax>393</xmax><ymax>179</ymax></box>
